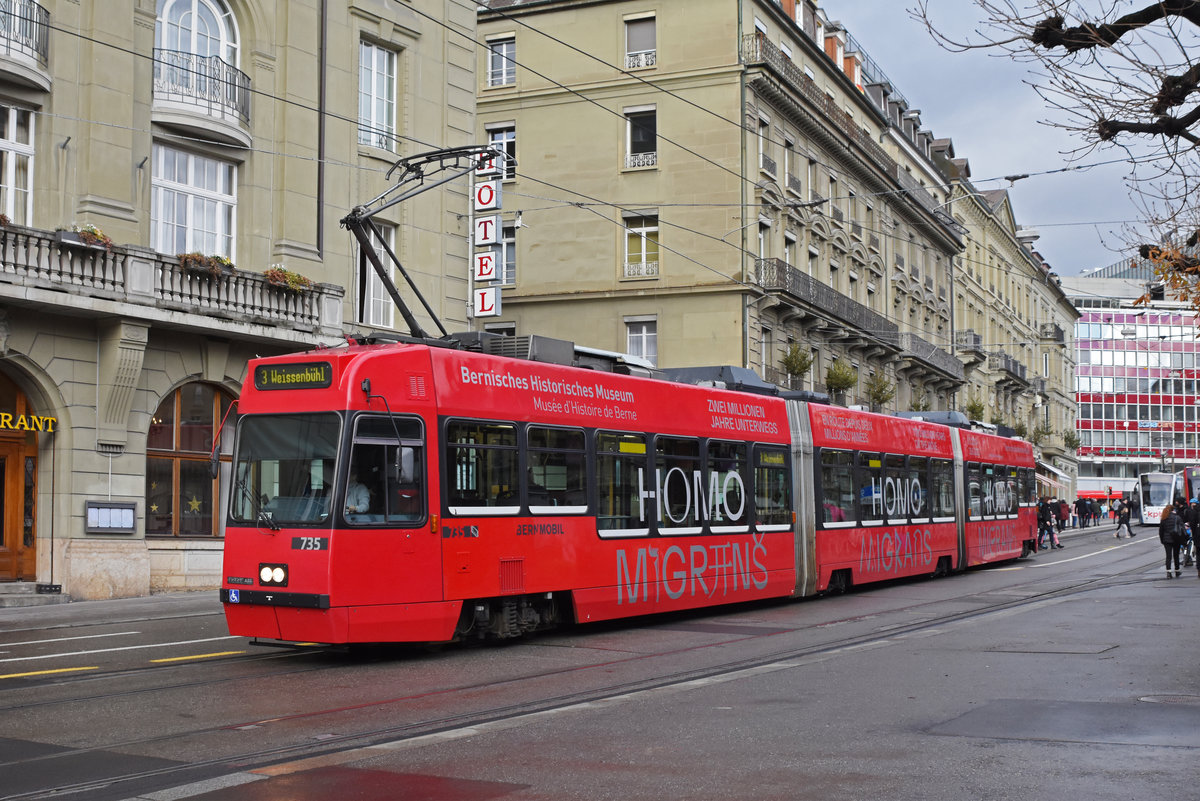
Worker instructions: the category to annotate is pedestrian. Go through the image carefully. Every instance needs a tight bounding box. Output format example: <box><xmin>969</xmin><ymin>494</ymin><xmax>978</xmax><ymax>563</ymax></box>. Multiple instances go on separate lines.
<box><xmin>1056</xmin><ymin>498</ymin><xmax>1069</xmax><ymax>532</ymax></box>
<box><xmin>1038</xmin><ymin>496</ymin><xmax>1062</xmax><ymax>550</ymax></box>
<box><xmin>1075</xmin><ymin>497</ymin><xmax>1089</xmax><ymax>528</ymax></box>
<box><xmin>1186</xmin><ymin>498</ymin><xmax>1200</xmax><ymax>567</ymax></box>
<box><xmin>1090</xmin><ymin>498</ymin><xmax>1100</xmax><ymax>526</ymax></box>
<box><xmin>1114</xmin><ymin>501</ymin><xmax>1132</xmax><ymax>539</ymax></box>
<box><xmin>1159</xmin><ymin>504</ymin><xmax>1187</xmax><ymax>578</ymax></box>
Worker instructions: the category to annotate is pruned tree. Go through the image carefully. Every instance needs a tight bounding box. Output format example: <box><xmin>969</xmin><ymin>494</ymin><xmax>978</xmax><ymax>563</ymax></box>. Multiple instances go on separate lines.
<box><xmin>913</xmin><ymin>1</ymin><xmax>1200</xmax><ymax>285</ymax></box>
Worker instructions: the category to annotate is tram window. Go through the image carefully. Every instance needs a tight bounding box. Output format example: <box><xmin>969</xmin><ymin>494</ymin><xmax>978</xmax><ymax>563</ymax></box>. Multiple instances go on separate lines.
<box><xmin>931</xmin><ymin>458</ymin><xmax>954</xmax><ymax>518</ymax></box>
<box><xmin>709</xmin><ymin>441</ymin><xmax>749</xmax><ymax>529</ymax></box>
<box><xmin>754</xmin><ymin>446</ymin><xmax>791</xmax><ymax>527</ymax></box>
<box><xmin>233</xmin><ymin>413</ymin><xmax>341</xmax><ymax>526</ymax></box>
<box><xmin>1025</xmin><ymin>469</ymin><xmax>1038</xmax><ymax>504</ymax></box>
<box><xmin>445</xmin><ymin>420</ymin><xmax>519</xmax><ymax>514</ymax></box>
<box><xmin>967</xmin><ymin>462</ymin><xmax>982</xmax><ymax>519</ymax></box>
<box><xmin>856</xmin><ymin>452</ymin><xmax>883</xmax><ymax>525</ymax></box>
<box><xmin>657</xmin><ymin>437</ymin><xmax>701</xmax><ymax>532</ymax></box>
<box><xmin>1017</xmin><ymin>469</ymin><xmax>1030</xmax><ymax>506</ymax></box>
<box><xmin>597</xmin><ymin>431</ymin><xmax>649</xmax><ymax>536</ymax></box>
<box><xmin>906</xmin><ymin>456</ymin><xmax>929</xmax><ymax>523</ymax></box>
<box><xmin>346</xmin><ymin>415</ymin><xmax>424</xmax><ymax>525</ymax></box>
<box><xmin>883</xmin><ymin>454</ymin><xmax>906</xmax><ymax>523</ymax></box>
<box><xmin>819</xmin><ymin>449</ymin><xmax>855</xmax><ymax>525</ymax></box>
<box><xmin>981</xmin><ymin>464</ymin><xmax>996</xmax><ymax>517</ymax></box>
<box><xmin>528</xmin><ymin>427</ymin><xmax>587</xmax><ymax>513</ymax></box>
<box><xmin>1002</xmin><ymin>467</ymin><xmax>1019</xmax><ymax>517</ymax></box>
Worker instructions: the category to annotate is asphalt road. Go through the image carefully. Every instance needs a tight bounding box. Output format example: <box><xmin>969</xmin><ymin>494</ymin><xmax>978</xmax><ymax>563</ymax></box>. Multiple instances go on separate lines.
<box><xmin>1</xmin><ymin>521</ymin><xmax>1194</xmax><ymax>801</ymax></box>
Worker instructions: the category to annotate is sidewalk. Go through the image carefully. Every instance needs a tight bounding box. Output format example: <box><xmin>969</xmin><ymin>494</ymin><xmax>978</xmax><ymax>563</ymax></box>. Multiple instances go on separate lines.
<box><xmin>0</xmin><ymin>589</ymin><xmax>222</xmax><ymax>633</ymax></box>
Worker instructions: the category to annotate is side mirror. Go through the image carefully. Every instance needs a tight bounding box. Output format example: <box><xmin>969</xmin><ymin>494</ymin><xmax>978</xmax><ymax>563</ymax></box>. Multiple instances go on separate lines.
<box><xmin>210</xmin><ymin>450</ymin><xmax>220</xmax><ymax>479</ymax></box>
<box><xmin>398</xmin><ymin>446</ymin><xmax>415</xmax><ymax>484</ymax></box>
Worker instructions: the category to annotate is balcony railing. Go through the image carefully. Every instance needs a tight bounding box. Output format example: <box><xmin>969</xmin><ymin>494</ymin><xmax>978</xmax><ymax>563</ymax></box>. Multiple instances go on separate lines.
<box><xmin>625</xmin><ymin>151</ymin><xmax>657</xmax><ymax>169</ymax></box>
<box><xmin>899</xmin><ymin>331</ymin><xmax>963</xmax><ymax>381</ymax></box>
<box><xmin>626</xmin><ymin>49</ymin><xmax>656</xmax><ymax>69</ymax></box>
<box><xmin>787</xmin><ymin>174</ymin><xmax>802</xmax><ymax>195</ymax></box>
<box><xmin>0</xmin><ymin>0</ymin><xmax>48</xmax><ymax>68</ymax></box>
<box><xmin>755</xmin><ymin>257</ymin><xmax>899</xmax><ymax>349</ymax></box>
<box><xmin>955</xmin><ymin>329</ymin><xmax>984</xmax><ymax>353</ymax></box>
<box><xmin>0</xmin><ymin>225</ymin><xmax>342</xmax><ymax>338</ymax></box>
<box><xmin>741</xmin><ymin>33</ymin><xmax>958</xmax><ymax>239</ymax></box>
<box><xmin>623</xmin><ymin>260</ymin><xmax>659</xmax><ymax>278</ymax></box>
<box><xmin>153</xmin><ymin>48</ymin><xmax>251</xmax><ymax>125</ymax></box>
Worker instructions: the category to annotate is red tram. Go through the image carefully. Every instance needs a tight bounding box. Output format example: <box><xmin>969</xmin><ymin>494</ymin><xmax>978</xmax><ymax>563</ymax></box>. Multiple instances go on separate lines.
<box><xmin>220</xmin><ymin>338</ymin><xmax>1037</xmax><ymax>644</ymax></box>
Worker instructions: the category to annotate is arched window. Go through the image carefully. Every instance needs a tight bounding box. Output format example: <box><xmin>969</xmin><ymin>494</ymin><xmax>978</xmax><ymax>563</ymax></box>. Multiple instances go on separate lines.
<box><xmin>157</xmin><ymin>0</ymin><xmax>239</xmax><ymax>64</ymax></box>
<box><xmin>146</xmin><ymin>383</ymin><xmax>236</xmax><ymax>537</ymax></box>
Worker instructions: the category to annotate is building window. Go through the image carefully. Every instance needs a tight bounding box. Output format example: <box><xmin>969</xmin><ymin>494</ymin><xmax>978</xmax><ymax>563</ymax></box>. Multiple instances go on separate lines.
<box><xmin>487</xmin><ymin>124</ymin><xmax>517</xmax><ymax>180</ymax></box>
<box><xmin>158</xmin><ymin>0</ymin><xmax>238</xmax><ymax>62</ymax></box>
<box><xmin>784</xmin><ymin>232</ymin><xmax>796</xmax><ymax>267</ymax></box>
<box><xmin>146</xmin><ymin>383</ymin><xmax>236</xmax><ymax>538</ymax></box>
<box><xmin>0</xmin><ymin>105</ymin><xmax>33</xmax><ymax>226</ymax></box>
<box><xmin>624</xmin><ymin>214</ymin><xmax>659</xmax><ymax>278</ymax></box>
<box><xmin>626</xmin><ymin>318</ymin><xmax>657</xmax><ymax>366</ymax></box>
<box><xmin>151</xmin><ymin>143</ymin><xmax>236</xmax><ymax>258</ymax></box>
<box><xmin>487</xmin><ymin>36</ymin><xmax>515</xmax><ymax>87</ymax></box>
<box><xmin>758</xmin><ymin>117</ymin><xmax>773</xmax><ymax>174</ymax></box>
<box><xmin>625</xmin><ymin>106</ymin><xmax>656</xmax><ymax>168</ymax></box>
<box><xmin>358</xmin><ymin>40</ymin><xmax>397</xmax><ymax>150</ymax></box>
<box><xmin>358</xmin><ymin>222</ymin><xmax>395</xmax><ymax>328</ymax></box>
<box><xmin>500</xmin><ymin>223</ymin><xmax>516</xmax><ymax>286</ymax></box>
<box><xmin>625</xmin><ymin>17</ymin><xmax>655</xmax><ymax>69</ymax></box>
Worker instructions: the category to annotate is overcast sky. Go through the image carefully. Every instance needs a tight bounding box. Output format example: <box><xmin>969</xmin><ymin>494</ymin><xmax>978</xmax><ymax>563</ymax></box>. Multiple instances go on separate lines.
<box><xmin>834</xmin><ymin>2</ymin><xmax>1140</xmax><ymax>276</ymax></box>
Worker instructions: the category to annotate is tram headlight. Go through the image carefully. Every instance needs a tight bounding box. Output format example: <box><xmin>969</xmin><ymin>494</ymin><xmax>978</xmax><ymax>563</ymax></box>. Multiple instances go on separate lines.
<box><xmin>258</xmin><ymin>563</ymin><xmax>288</xmax><ymax>586</ymax></box>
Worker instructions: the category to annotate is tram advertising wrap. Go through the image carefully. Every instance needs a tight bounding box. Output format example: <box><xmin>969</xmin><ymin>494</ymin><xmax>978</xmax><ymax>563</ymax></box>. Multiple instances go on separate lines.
<box><xmin>220</xmin><ymin>341</ymin><xmax>1037</xmax><ymax>644</ymax></box>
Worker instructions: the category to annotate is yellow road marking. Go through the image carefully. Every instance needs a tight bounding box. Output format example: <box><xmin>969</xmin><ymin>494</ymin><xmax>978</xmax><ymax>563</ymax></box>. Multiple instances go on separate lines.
<box><xmin>150</xmin><ymin>650</ymin><xmax>246</xmax><ymax>664</ymax></box>
<box><xmin>0</xmin><ymin>666</ymin><xmax>99</xmax><ymax>680</ymax></box>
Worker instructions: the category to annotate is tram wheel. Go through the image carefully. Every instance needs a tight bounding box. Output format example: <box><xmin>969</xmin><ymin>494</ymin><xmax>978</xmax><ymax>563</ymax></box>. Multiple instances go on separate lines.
<box><xmin>932</xmin><ymin>555</ymin><xmax>951</xmax><ymax>578</ymax></box>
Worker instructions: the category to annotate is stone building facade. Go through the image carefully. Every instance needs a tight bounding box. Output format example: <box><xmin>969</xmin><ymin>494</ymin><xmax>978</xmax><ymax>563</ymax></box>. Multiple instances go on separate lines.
<box><xmin>0</xmin><ymin>0</ymin><xmax>474</xmax><ymax>599</ymax></box>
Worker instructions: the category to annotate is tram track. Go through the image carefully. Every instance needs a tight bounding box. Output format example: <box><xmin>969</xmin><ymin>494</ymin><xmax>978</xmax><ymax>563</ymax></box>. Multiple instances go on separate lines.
<box><xmin>0</xmin><ymin>551</ymin><xmax>1158</xmax><ymax>801</ymax></box>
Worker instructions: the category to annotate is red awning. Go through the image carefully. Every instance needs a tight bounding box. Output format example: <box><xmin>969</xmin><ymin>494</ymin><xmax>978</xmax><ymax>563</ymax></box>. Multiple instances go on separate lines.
<box><xmin>1078</xmin><ymin>490</ymin><xmax>1119</xmax><ymax>499</ymax></box>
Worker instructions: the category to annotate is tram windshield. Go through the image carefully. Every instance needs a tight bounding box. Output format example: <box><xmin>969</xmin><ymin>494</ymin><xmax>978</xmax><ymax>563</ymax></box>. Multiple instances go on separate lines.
<box><xmin>231</xmin><ymin>413</ymin><xmax>341</xmax><ymax>526</ymax></box>
<box><xmin>1139</xmin><ymin>472</ymin><xmax>1178</xmax><ymax>509</ymax></box>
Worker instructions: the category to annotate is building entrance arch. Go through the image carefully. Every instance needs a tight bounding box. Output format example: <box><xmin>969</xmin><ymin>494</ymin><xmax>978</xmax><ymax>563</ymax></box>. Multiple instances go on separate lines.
<box><xmin>0</xmin><ymin>372</ymin><xmax>46</xmax><ymax>581</ymax></box>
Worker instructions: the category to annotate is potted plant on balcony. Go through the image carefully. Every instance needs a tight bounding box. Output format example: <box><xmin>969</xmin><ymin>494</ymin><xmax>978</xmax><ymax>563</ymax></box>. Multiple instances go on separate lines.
<box><xmin>825</xmin><ymin>358</ymin><xmax>857</xmax><ymax>406</ymax></box>
<box><xmin>780</xmin><ymin>344</ymin><xmax>812</xmax><ymax>391</ymax></box>
<box><xmin>263</xmin><ymin>264</ymin><xmax>314</xmax><ymax>293</ymax></box>
<box><xmin>963</xmin><ymin>394</ymin><xmax>986</xmax><ymax>421</ymax></box>
<box><xmin>863</xmin><ymin>372</ymin><xmax>895</xmax><ymax>413</ymax></box>
<box><xmin>57</xmin><ymin>223</ymin><xmax>114</xmax><ymax>251</ymax></box>
<box><xmin>178</xmin><ymin>253</ymin><xmax>234</xmax><ymax>276</ymax></box>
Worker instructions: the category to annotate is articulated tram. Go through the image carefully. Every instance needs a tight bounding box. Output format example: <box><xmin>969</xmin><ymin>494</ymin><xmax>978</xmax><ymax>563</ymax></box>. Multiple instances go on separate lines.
<box><xmin>220</xmin><ymin>337</ymin><xmax>1037</xmax><ymax>644</ymax></box>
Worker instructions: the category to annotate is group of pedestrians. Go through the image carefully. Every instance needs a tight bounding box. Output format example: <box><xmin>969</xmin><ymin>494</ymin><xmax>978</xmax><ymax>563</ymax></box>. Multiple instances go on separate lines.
<box><xmin>1037</xmin><ymin>497</ymin><xmax>1065</xmax><ymax>549</ymax></box>
<box><xmin>1158</xmin><ymin>497</ymin><xmax>1199</xmax><ymax>579</ymax></box>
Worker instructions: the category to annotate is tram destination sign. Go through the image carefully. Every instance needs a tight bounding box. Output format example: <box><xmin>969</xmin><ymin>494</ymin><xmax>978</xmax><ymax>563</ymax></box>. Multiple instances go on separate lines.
<box><xmin>254</xmin><ymin>362</ymin><xmax>333</xmax><ymax>391</ymax></box>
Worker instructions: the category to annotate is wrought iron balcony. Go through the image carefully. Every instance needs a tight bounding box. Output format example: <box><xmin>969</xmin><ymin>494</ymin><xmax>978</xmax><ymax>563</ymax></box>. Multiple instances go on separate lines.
<box><xmin>741</xmin><ymin>32</ymin><xmax>960</xmax><ymax>242</ymax></box>
<box><xmin>153</xmin><ymin>48</ymin><xmax>251</xmax><ymax>145</ymax></box>
<box><xmin>899</xmin><ymin>331</ymin><xmax>963</xmax><ymax>382</ymax></box>
<box><xmin>755</xmin><ymin>257</ymin><xmax>899</xmax><ymax>349</ymax></box>
<box><xmin>760</xmin><ymin>153</ymin><xmax>777</xmax><ymax>176</ymax></box>
<box><xmin>623</xmin><ymin>260</ymin><xmax>659</xmax><ymax>278</ymax></box>
<box><xmin>0</xmin><ymin>0</ymin><xmax>49</xmax><ymax>90</ymax></box>
<box><xmin>625</xmin><ymin>151</ymin><xmax>657</xmax><ymax>169</ymax></box>
<box><xmin>1039</xmin><ymin>322</ymin><xmax>1065</xmax><ymax>344</ymax></box>
<box><xmin>0</xmin><ymin>224</ymin><xmax>343</xmax><ymax>342</ymax></box>
<box><xmin>626</xmin><ymin>50</ymin><xmax>656</xmax><ymax>69</ymax></box>
<box><xmin>786</xmin><ymin>174</ymin><xmax>802</xmax><ymax>195</ymax></box>
<box><xmin>955</xmin><ymin>329</ymin><xmax>984</xmax><ymax>354</ymax></box>
<box><xmin>988</xmin><ymin>352</ymin><xmax>1029</xmax><ymax>386</ymax></box>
